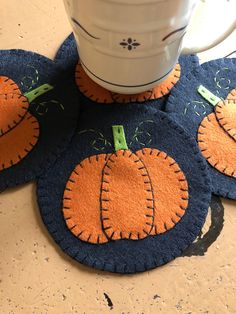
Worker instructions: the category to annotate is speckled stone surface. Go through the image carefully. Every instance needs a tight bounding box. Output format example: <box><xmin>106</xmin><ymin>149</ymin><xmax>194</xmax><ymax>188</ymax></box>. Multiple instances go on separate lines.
<box><xmin>0</xmin><ymin>184</ymin><xmax>236</xmax><ymax>313</ymax></box>
<box><xmin>0</xmin><ymin>0</ymin><xmax>236</xmax><ymax>313</ymax></box>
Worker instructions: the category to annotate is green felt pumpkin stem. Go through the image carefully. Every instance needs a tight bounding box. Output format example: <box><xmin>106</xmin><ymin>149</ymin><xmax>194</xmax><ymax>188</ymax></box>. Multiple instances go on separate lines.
<box><xmin>112</xmin><ymin>125</ymin><xmax>128</xmax><ymax>152</ymax></box>
<box><xmin>197</xmin><ymin>85</ymin><xmax>221</xmax><ymax>107</ymax></box>
<box><xmin>24</xmin><ymin>84</ymin><xmax>54</xmax><ymax>103</ymax></box>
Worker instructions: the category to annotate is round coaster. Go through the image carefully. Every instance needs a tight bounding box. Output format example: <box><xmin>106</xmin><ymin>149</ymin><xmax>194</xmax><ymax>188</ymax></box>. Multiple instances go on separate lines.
<box><xmin>0</xmin><ymin>49</ymin><xmax>79</xmax><ymax>190</ymax></box>
<box><xmin>37</xmin><ymin>103</ymin><xmax>211</xmax><ymax>273</ymax></box>
<box><xmin>166</xmin><ymin>57</ymin><xmax>236</xmax><ymax>199</ymax></box>
<box><xmin>54</xmin><ymin>33</ymin><xmax>199</xmax><ymax>108</ymax></box>
<box><xmin>75</xmin><ymin>62</ymin><xmax>181</xmax><ymax>104</ymax></box>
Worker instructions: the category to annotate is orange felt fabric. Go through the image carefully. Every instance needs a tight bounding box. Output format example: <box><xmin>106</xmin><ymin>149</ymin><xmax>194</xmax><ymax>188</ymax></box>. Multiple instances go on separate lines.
<box><xmin>0</xmin><ymin>76</ymin><xmax>20</xmax><ymax>95</ymax></box>
<box><xmin>75</xmin><ymin>63</ymin><xmax>113</xmax><ymax>103</ymax></box>
<box><xmin>75</xmin><ymin>62</ymin><xmax>181</xmax><ymax>104</ymax></box>
<box><xmin>136</xmin><ymin>148</ymin><xmax>188</xmax><ymax>234</ymax></box>
<box><xmin>0</xmin><ymin>112</ymin><xmax>39</xmax><ymax>171</ymax></box>
<box><xmin>215</xmin><ymin>100</ymin><xmax>236</xmax><ymax>140</ymax></box>
<box><xmin>63</xmin><ymin>154</ymin><xmax>110</xmax><ymax>244</ymax></box>
<box><xmin>150</xmin><ymin>64</ymin><xmax>181</xmax><ymax>99</ymax></box>
<box><xmin>111</xmin><ymin>90</ymin><xmax>154</xmax><ymax>104</ymax></box>
<box><xmin>226</xmin><ymin>88</ymin><xmax>236</xmax><ymax>100</ymax></box>
<box><xmin>0</xmin><ymin>93</ymin><xmax>29</xmax><ymax>136</ymax></box>
<box><xmin>198</xmin><ymin>113</ymin><xmax>236</xmax><ymax>178</ymax></box>
<box><xmin>101</xmin><ymin>150</ymin><xmax>154</xmax><ymax>241</ymax></box>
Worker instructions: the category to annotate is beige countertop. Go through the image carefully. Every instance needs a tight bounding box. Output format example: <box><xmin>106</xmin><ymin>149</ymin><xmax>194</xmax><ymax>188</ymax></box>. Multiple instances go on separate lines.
<box><xmin>0</xmin><ymin>1</ymin><xmax>236</xmax><ymax>313</ymax></box>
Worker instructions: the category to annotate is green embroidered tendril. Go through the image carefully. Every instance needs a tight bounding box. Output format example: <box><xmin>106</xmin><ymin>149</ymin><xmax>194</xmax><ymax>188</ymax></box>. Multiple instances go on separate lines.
<box><xmin>34</xmin><ymin>100</ymin><xmax>64</xmax><ymax>116</ymax></box>
<box><xmin>20</xmin><ymin>65</ymin><xmax>39</xmax><ymax>91</ymax></box>
<box><xmin>129</xmin><ymin>120</ymin><xmax>155</xmax><ymax>147</ymax></box>
<box><xmin>78</xmin><ymin>129</ymin><xmax>112</xmax><ymax>152</ymax></box>
<box><xmin>183</xmin><ymin>101</ymin><xmax>207</xmax><ymax>117</ymax></box>
<box><xmin>214</xmin><ymin>67</ymin><xmax>231</xmax><ymax>94</ymax></box>
<box><xmin>78</xmin><ymin>121</ymin><xmax>156</xmax><ymax>153</ymax></box>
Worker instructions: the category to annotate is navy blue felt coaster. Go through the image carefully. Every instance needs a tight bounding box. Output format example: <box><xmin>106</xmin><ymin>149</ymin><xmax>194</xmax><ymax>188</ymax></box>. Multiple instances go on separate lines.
<box><xmin>37</xmin><ymin>102</ymin><xmax>211</xmax><ymax>274</ymax></box>
<box><xmin>166</xmin><ymin>58</ymin><xmax>236</xmax><ymax>199</ymax></box>
<box><xmin>0</xmin><ymin>49</ymin><xmax>79</xmax><ymax>191</ymax></box>
<box><xmin>54</xmin><ymin>33</ymin><xmax>78</xmax><ymax>73</ymax></box>
<box><xmin>54</xmin><ymin>33</ymin><xmax>199</xmax><ymax>109</ymax></box>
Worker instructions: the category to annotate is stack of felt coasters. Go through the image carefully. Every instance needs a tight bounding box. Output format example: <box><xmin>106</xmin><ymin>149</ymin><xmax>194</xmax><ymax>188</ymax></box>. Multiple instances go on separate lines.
<box><xmin>2</xmin><ymin>35</ymin><xmax>234</xmax><ymax>274</ymax></box>
<box><xmin>36</xmin><ymin>35</ymin><xmax>212</xmax><ymax>273</ymax></box>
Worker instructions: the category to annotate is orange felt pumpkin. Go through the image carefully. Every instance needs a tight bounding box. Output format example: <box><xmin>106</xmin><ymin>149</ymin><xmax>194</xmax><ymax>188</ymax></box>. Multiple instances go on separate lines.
<box><xmin>0</xmin><ymin>80</ymin><xmax>53</xmax><ymax>171</ymax></box>
<box><xmin>197</xmin><ymin>86</ymin><xmax>236</xmax><ymax>178</ymax></box>
<box><xmin>0</xmin><ymin>76</ymin><xmax>21</xmax><ymax>95</ymax></box>
<box><xmin>0</xmin><ymin>76</ymin><xmax>29</xmax><ymax>136</ymax></box>
<box><xmin>136</xmin><ymin>148</ymin><xmax>188</xmax><ymax>235</ymax></box>
<box><xmin>215</xmin><ymin>99</ymin><xmax>236</xmax><ymax>140</ymax></box>
<box><xmin>0</xmin><ymin>113</ymin><xmax>40</xmax><ymax>171</ymax></box>
<box><xmin>63</xmin><ymin>126</ymin><xmax>188</xmax><ymax>244</ymax></box>
<box><xmin>63</xmin><ymin>154</ymin><xmax>111</xmax><ymax>244</ymax></box>
<box><xmin>100</xmin><ymin>149</ymin><xmax>155</xmax><ymax>241</ymax></box>
<box><xmin>75</xmin><ymin>62</ymin><xmax>181</xmax><ymax>104</ymax></box>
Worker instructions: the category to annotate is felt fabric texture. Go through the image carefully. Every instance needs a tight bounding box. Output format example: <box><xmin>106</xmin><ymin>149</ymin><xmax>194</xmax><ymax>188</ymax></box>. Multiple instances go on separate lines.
<box><xmin>0</xmin><ymin>113</ymin><xmax>39</xmax><ymax>171</ymax></box>
<box><xmin>0</xmin><ymin>49</ymin><xmax>79</xmax><ymax>191</ymax></box>
<box><xmin>37</xmin><ymin>103</ymin><xmax>211</xmax><ymax>274</ymax></box>
<box><xmin>227</xmin><ymin>88</ymin><xmax>236</xmax><ymax>100</ymax></box>
<box><xmin>0</xmin><ymin>76</ymin><xmax>20</xmax><ymax>94</ymax></box>
<box><xmin>101</xmin><ymin>149</ymin><xmax>155</xmax><ymax>241</ymax></box>
<box><xmin>136</xmin><ymin>148</ymin><xmax>188</xmax><ymax>235</ymax></box>
<box><xmin>54</xmin><ymin>33</ymin><xmax>199</xmax><ymax>109</ymax></box>
<box><xmin>166</xmin><ymin>58</ymin><xmax>236</xmax><ymax>199</ymax></box>
<box><xmin>0</xmin><ymin>91</ymin><xmax>29</xmax><ymax>136</ymax></box>
<box><xmin>198</xmin><ymin>113</ymin><xmax>236</xmax><ymax>178</ymax></box>
<box><xmin>63</xmin><ymin>147</ymin><xmax>188</xmax><ymax>243</ymax></box>
<box><xmin>75</xmin><ymin>62</ymin><xmax>181</xmax><ymax>104</ymax></box>
<box><xmin>63</xmin><ymin>154</ymin><xmax>110</xmax><ymax>244</ymax></box>
<box><xmin>75</xmin><ymin>63</ymin><xmax>113</xmax><ymax>104</ymax></box>
<box><xmin>54</xmin><ymin>33</ymin><xmax>78</xmax><ymax>73</ymax></box>
<box><xmin>112</xmin><ymin>126</ymin><xmax>128</xmax><ymax>151</ymax></box>
<box><xmin>215</xmin><ymin>99</ymin><xmax>236</xmax><ymax>140</ymax></box>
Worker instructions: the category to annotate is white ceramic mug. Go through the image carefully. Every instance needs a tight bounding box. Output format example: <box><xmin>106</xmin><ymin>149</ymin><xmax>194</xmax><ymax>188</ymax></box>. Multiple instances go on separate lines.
<box><xmin>63</xmin><ymin>0</ymin><xmax>236</xmax><ymax>94</ymax></box>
